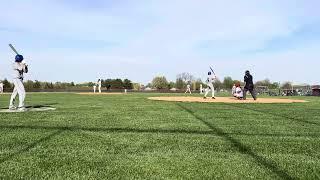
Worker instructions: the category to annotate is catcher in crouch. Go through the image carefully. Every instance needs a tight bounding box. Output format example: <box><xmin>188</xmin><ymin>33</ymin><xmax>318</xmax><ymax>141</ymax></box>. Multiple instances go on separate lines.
<box><xmin>233</xmin><ymin>82</ymin><xmax>244</xmax><ymax>100</ymax></box>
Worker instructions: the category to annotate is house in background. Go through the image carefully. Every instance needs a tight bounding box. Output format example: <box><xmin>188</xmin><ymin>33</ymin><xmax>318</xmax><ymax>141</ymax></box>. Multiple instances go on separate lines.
<box><xmin>312</xmin><ymin>85</ymin><xmax>320</xmax><ymax>96</ymax></box>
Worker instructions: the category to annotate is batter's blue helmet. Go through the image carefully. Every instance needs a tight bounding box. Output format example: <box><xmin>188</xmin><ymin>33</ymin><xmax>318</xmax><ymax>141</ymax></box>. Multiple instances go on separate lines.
<box><xmin>15</xmin><ymin>55</ymin><xmax>24</xmax><ymax>62</ymax></box>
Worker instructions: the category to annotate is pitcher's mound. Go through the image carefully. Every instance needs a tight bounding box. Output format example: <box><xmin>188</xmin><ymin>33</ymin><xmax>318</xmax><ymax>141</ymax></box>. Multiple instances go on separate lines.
<box><xmin>148</xmin><ymin>96</ymin><xmax>307</xmax><ymax>104</ymax></box>
<box><xmin>77</xmin><ymin>92</ymin><xmax>125</xmax><ymax>95</ymax></box>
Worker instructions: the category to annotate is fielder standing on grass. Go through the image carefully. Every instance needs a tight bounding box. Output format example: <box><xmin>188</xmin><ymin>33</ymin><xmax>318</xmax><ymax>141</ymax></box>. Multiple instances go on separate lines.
<box><xmin>243</xmin><ymin>70</ymin><xmax>257</xmax><ymax>100</ymax></box>
<box><xmin>93</xmin><ymin>83</ymin><xmax>97</xmax><ymax>93</ymax></box>
<box><xmin>0</xmin><ymin>81</ymin><xmax>3</xmax><ymax>93</ymax></box>
<box><xmin>200</xmin><ymin>84</ymin><xmax>203</xmax><ymax>94</ymax></box>
<box><xmin>9</xmin><ymin>54</ymin><xmax>28</xmax><ymax>111</ymax></box>
<box><xmin>204</xmin><ymin>71</ymin><xmax>216</xmax><ymax>99</ymax></box>
<box><xmin>232</xmin><ymin>84</ymin><xmax>236</xmax><ymax>96</ymax></box>
<box><xmin>185</xmin><ymin>82</ymin><xmax>192</xmax><ymax>94</ymax></box>
<box><xmin>97</xmin><ymin>79</ymin><xmax>102</xmax><ymax>93</ymax></box>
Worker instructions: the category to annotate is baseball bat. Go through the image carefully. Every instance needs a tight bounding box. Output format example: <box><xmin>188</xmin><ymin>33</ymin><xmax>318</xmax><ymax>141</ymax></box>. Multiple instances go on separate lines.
<box><xmin>209</xmin><ymin>66</ymin><xmax>216</xmax><ymax>75</ymax></box>
<box><xmin>9</xmin><ymin>44</ymin><xmax>20</xmax><ymax>55</ymax></box>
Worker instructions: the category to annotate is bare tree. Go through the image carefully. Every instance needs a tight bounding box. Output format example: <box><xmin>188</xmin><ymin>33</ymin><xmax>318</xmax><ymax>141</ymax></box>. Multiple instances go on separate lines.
<box><xmin>176</xmin><ymin>72</ymin><xmax>194</xmax><ymax>84</ymax></box>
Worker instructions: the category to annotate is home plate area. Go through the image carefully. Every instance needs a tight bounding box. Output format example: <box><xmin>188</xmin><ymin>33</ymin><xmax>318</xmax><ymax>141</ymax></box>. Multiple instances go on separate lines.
<box><xmin>0</xmin><ymin>106</ymin><xmax>56</xmax><ymax>113</ymax></box>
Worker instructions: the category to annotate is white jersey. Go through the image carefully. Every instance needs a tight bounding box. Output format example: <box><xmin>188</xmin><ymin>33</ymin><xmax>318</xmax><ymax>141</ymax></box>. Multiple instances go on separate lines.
<box><xmin>187</xmin><ymin>84</ymin><xmax>191</xmax><ymax>89</ymax></box>
<box><xmin>12</xmin><ymin>62</ymin><xmax>27</xmax><ymax>79</ymax></box>
<box><xmin>98</xmin><ymin>80</ymin><xmax>102</xmax><ymax>87</ymax></box>
<box><xmin>0</xmin><ymin>83</ymin><xmax>3</xmax><ymax>88</ymax></box>
<box><xmin>232</xmin><ymin>85</ymin><xmax>236</xmax><ymax>94</ymax></box>
<box><xmin>235</xmin><ymin>87</ymin><xmax>243</xmax><ymax>97</ymax></box>
<box><xmin>206</xmin><ymin>75</ymin><xmax>216</xmax><ymax>85</ymax></box>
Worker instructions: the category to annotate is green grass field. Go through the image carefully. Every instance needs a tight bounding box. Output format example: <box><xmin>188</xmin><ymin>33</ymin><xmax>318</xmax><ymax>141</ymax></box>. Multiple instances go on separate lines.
<box><xmin>0</xmin><ymin>93</ymin><xmax>319</xmax><ymax>179</ymax></box>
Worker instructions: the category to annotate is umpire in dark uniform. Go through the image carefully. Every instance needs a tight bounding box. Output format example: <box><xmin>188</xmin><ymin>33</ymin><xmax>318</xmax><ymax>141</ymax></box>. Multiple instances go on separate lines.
<box><xmin>243</xmin><ymin>70</ymin><xmax>257</xmax><ymax>100</ymax></box>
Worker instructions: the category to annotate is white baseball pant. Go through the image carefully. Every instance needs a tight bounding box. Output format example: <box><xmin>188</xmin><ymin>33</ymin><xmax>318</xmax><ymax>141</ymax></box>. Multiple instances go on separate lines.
<box><xmin>10</xmin><ymin>78</ymin><xmax>26</xmax><ymax>108</ymax></box>
<box><xmin>204</xmin><ymin>84</ymin><xmax>215</xmax><ymax>97</ymax></box>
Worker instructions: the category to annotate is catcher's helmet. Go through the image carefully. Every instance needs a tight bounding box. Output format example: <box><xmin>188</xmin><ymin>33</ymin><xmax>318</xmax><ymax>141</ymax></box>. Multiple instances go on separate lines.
<box><xmin>245</xmin><ymin>70</ymin><xmax>250</xmax><ymax>75</ymax></box>
<box><xmin>208</xmin><ymin>71</ymin><xmax>212</xmax><ymax>75</ymax></box>
<box><xmin>15</xmin><ymin>55</ymin><xmax>24</xmax><ymax>62</ymax></box>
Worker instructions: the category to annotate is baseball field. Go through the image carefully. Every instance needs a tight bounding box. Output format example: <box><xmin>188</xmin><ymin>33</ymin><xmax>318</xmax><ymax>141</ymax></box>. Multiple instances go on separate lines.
<box><xmin>0</xmin><ymin>93</ymin><xmax>319</xmax><ymax>179</ymax></box>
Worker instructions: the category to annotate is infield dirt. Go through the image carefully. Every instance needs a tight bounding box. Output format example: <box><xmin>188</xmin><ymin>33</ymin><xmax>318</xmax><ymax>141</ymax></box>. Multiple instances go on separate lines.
<box><xmin>148</xmin><ymin>96</ymin><xmax>307</xmax><ymax>104</ymax></box>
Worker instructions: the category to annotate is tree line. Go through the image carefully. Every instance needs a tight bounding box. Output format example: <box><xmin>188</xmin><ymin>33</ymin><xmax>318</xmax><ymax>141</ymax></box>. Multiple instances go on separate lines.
<box><xmin>148</xmin><ymin>73</ymin><xmax>291</xmax><ymax>91</ymax></box>
<box><xmin>87</xmin><ymin>79</ymin><xmax>133</xmax><ymax>89</ymax></box>
<box><xmin>0</xmin><ymin>78</ymin><xmax>133</xmax><ymax>92</ymax></box>
<box><xmin>0</xmin><ymin>74</ymin><xmax>294</xmax><ymax>92</ymax></box>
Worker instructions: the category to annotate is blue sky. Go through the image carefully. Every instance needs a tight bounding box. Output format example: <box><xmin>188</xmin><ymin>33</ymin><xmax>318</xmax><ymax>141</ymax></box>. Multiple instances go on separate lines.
<box><xmin>0</xmin><ymin>0</ymin><xmax>320</xmax><ymax>85</ymax></box>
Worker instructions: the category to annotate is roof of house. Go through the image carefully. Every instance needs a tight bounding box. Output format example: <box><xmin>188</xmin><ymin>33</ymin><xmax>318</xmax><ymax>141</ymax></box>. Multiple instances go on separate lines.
<box><xmin>312</xmin><ymin>85</ymin><xmax>320</xmax><ymax>90</ymax></box>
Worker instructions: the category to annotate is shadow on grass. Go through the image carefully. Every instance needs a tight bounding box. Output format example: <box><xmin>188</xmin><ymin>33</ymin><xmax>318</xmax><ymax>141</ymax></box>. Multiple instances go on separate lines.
<box><xmin>0</xmin><ymin>130</ymin><xmax>63</xmax><ymax>164</ymax></box>
<box><xmin>0</xmin><ymin>125</ymin><xmax>319</xmax><ymax>138</ymax></box>
<box><xmin>0</xmin><ymin>103</ymin><xmax>58</xmax><ymax>110</ymax></box>
<box><xmin>176</xmin><ymin>103</ymin><xmax>294</xmax><ymax>180</ymax></box>
<box><xmin>227</xmin><ymin>104</ymin><xmax>320</xmax><ymax>126</ymax></box>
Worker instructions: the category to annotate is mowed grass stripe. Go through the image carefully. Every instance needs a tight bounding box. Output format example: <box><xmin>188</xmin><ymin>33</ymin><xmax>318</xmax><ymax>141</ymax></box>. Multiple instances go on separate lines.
<box><xmin>226</xmin><ymin>103</ymin><xmax>320</xmax><ymax>126</ymax></box>
<box><xmin>0</xmin><ymin>93</ymin><xmax>320</xmax><ymax>179</ymax></box>
<box><xmin>175</xmin><ymin>101</ymin><xmax>320</xmax><ymax>179</ymax></box>
<box><xmin>176</xmin><ymin>102</ymin><xmax>295</xmax><ymax>180</ymax></box>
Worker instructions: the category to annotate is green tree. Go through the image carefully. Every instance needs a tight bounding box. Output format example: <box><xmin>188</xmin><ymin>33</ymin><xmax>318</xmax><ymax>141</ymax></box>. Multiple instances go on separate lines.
<box><xmin>33</xmin><ymin>80</ymin><xmax>41</xmax><ymax>89</ymax></box>
<box><xmin>223</xmin><ymin>76</ymin><xmax>233</xmax><ymax>89</ymax></box>
<box><xmin>44</xmin><ymin>82</ymin><xmax>54</xmax><ymax>89</ymax></box>
<box><xmin>103</xmin><ymin>79</ymin><xmax>112</xmax><ymax>87</ymax></box>
<box><xmin>270</xmin><ymin>82</ymin><xmax>280</xmax><ymax>89</ymax></box>
<box><xmin>88</xmin><ymin>82</ymin><xmax>94</xmax><ymax>87</ymax></box>
<box><xmin>152</xmin><ymin>76</ymin><xmax>169</xmax><ymax>90</ymax></box>
<box><xmin>132</xmin><ymin>83</ymin><xmax>141</xmax><ymax>90</ymax></box>
<box><xmin>175</xmin><ymin>78</ymin><xmax>185</xmax><ymax>89</ymax></box>
<box><xmin>168</xmin><ymin>81</ymin><xmax>176</xmax><ymax>89</ymax></box>
<box><xmin>213</xmin><ymin>79</ymin><xmax>223</xmax><ymax>90</ymax></box>
<box><xmin>123</xmin><ymin>79</ymin><xmax>133</xmax><ymax>89</ymax></box>
<box><xmin>2</xmin><ymin>79</ymin><xmax>12</xmax><ymax>91</ymax></box>
<box><xmin>113</xmin><ymin>79</ymin><xmax>124</xmax><ymax>89</ymax></box>
<box><xmin>281</xmin><ymin>82</ymin><xmax>292</xmax><ymax>89</ymax></box>
<box><xmin>24</xmin><ymin>80</ymin><xmax>34</xmax><ymax>91</ymax></box>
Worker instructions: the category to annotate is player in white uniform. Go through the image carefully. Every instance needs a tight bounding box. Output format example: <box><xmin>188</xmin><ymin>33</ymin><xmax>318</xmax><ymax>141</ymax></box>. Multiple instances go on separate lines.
<box><xmin>0</xmin><ymin>81</ymin><xmax>3</xmax><ymax>93</ymax></box>
<box><xmin>200</xmin><ymin>84</ymin><xmax>203</xmax><ymax>94</ymax></box>
<box><xmin>231</xmin><ymin>84</ymin><xmax>236</xmax><ymax>96</ymax></box>
<box><xmin>234</xmin><ymin>86</ymin><xmax>244</xmax><ymax>99</ymax></box>
<box><xmin>97</xmin><ymin>79</ymin><xmax>102</xmax><ymax>93</ymax></box>
<box><xmin>93</xmin><ymin>84</ymin><xmax>97</xmax><ymax>93</ymax></box>
<box><xmin>185</xmin><ymin>83</ymin><xmax>192</xmax><ymax>94</ymax></box>
<box><xmin>204</xmin><ymin>71</ymin><xmax>216</xmax><ymax>99</ymax></box>
<box><xmin>9</xmin><ymin>55</ymin><xmax>28</xmax><ymax>111</ymax></box>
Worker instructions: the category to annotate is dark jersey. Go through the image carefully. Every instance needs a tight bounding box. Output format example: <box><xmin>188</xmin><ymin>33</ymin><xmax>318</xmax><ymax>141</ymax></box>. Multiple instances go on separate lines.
<box><xmin>244</xmin><ymin>74</ymin><xmax>254</xmax><ymax>88</ymax></box>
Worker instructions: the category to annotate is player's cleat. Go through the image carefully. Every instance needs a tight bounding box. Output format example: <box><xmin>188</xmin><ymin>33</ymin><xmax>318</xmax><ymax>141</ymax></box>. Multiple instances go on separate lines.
<box><xmin>203</xmin><ymin>97</ymin><xmax>207</xmax><ymax>99</ymax></box>
<box><xmin>9</xmin><ymin>105</ymin><xmax>17</xmax><ymax>110</ymax></box>
<box><xmin>17</xmin><ymin>107</ymin><xmax>27</xmax><ymax>112</ymax></box>
<box><xmin>212</xmin><ymin>97</ymin><xmax>216</xmax><ymax>99</ymax></box>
